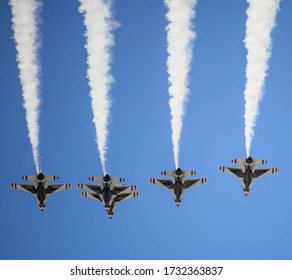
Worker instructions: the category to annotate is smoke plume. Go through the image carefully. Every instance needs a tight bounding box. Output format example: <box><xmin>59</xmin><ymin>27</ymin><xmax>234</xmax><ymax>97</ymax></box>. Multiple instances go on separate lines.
<box><xmin>165</xmin><ymin>0</ymin><xmax>197</xmax><ymax>168</ymax></box>
<box><xmin>244</xmin><ymin>0</ymin><xmax>280</xmax><ymax>157</ymax></box>
<box><xmin>79</xmin><ymin>0</ymin><xmax>117</xmax><ymax>175</ymax></box>
<box><xmin>9</xmin><ymin>0</ymin><xmax>42</xmax><ymax>174</ymax></box>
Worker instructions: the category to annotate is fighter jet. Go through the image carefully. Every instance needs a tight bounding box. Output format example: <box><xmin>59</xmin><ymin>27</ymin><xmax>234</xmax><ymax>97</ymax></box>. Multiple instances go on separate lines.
<box><xmin>10</xmin><ymin>172</ymin><xmax>71</xmax><ymax>211</ymax></box>
<box><xmin>77</xmin><ymin>174</ymin><xmax>139</xmax><ymax>219</ymax></box>
<box><xmin>149</xmin><ymin>168</ymin><xmax>208</xmax><ymax>206</ymax></box>
<box><xmin>219</xmin><ymin>156</ymin><xmax>278</xmax><ymax>196</ymax></box>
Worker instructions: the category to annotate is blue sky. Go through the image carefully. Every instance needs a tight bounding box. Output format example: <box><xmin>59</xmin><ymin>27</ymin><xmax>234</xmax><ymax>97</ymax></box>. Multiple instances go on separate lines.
<box><xmin>1</xmin><ymin>0</ymin><xmax>292</xmax><ymax>260</ymax></box>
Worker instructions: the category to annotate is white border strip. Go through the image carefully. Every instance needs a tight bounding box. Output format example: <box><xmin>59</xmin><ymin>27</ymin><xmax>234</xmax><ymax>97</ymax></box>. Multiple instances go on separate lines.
<box><xmin>0</xmin><ymin>260</ymin><xmax>291</xmax><ymax>280</ymax></box>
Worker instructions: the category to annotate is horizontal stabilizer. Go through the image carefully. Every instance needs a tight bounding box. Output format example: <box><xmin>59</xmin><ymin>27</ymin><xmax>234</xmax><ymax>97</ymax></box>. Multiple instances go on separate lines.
<box><xmin>22</xmin><ymin>175</ymin><xmax>37</xmax><ymax>181</ymax></box>
<box><xmin>45</xmin><ymin>175</ymin><xmax>59</xmax><ymax>181</ymax></box>
<box><xmin>88</xmin><ymin>176</ymin><xmax>104</xmax><ymax>182</ymax></box>
<box><xmin>111</xmin><ymin>177</ymin><xmax>125</xmax><ymax>183</ymax></box>
<box><xmin>231</xmin><ymin>158</ymin><xmax>245</xmax><ymax>164</ymax></box>
<box><xmin>160</xmin><ymin>170</ymin><xmax>175</xmax><ymax>176</ymax></box>
<box><xmin>253</xmin><ymin>159</ymin><xmax>268</xmax><ymax>165</ymax></box>
<box><xmin>88</xmin><ymin>176</ymin><xmax>125</xmax><ymax>182</ymax></box>
<box><xmin>183</xmin><ymin>170</ymin><xmax>197</xmax><ymax>176</ymax></box>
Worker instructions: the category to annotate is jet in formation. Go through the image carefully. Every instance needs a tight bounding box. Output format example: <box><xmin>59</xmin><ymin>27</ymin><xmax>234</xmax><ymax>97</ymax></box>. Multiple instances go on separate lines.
<box><xmin>77</xmin><ymin>174</ymin><xmax>139</xmax><ymax>219</ymax></box>
<box><xmin>10</xmin><ymin>172</ymin><xmax>71</xmax><ymax>211</ymax></box>
<box><xmin>149</xmin><ymin>168</ymin><xmax>208</xmax><ymax>206</ymax></box>
<box><xmin>219</xmin><ymin>156</ymin><xmax>278</xmax><ymax>196</ymax></box>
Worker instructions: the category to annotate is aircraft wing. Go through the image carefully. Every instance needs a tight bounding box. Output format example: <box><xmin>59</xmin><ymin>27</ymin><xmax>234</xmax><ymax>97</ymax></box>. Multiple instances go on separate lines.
<box><xmin>253</xmin><ymin>168</ymin><xmax>278</xmax><ymax>179</ymax></box>
<box><xmin>77</xmin><ymin>183</ymin><xmax>102</xmax><ymax>193</ymax></box>
<box><xmin>114</xmin><ymin>192</ymin><xmax>138</xmax><ymax>203</ymax></box>
<box><xmin>219</xmin><ymin>166</ymin><xmax>244</xmax><ymax>178</ymax></box>
<box><xmin>81</xmin><ymin>192</ymin><xmax>103</xmax><ymax>202</ymax></box>
<box><xmin>149</xmin><ymin>178</ymin><xmax>173</xmax><ymax>189</ymax></box>
<box><xmin>184</xmin><ymin>178</ymin><xmax>207</xmax><ymax>189</ymax></box>
<box><xmin>105</xmin><ymin>192</ymin><xmax>139</xmax><ymax>219</ymax></box>
<box><xmin>10</xmin><ymin>183</ymin><xmax>36</xmax><ymax>194</ymax></box>
<box><xmin>113</xmin><ymin>185</ymin><xmax>137</xmax><ymax>194</ymax></box>
<box><xmin>46</xmin><ymin>183</ymin><xmax>71</xmax><ymax>194</ymax></box>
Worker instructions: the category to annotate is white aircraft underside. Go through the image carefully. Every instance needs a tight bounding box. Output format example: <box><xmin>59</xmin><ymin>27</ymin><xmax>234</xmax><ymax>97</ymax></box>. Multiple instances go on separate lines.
<box><xmin>11</xmin><ymin>173</ymin><xmax>71</xmax><ymax>211</ymax></box>
<box><xmin>219</xmin><ymin>157</ymin><xmax>278</xmax><ymax>196</ymax></box>
<box><xmin>77</xmin><ymin>174</ymin><xmax>139</xmax><ymax>219</ymax></box>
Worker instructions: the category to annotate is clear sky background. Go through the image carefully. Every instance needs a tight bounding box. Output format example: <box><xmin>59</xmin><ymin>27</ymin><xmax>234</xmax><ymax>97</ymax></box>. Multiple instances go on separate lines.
<box><xmin>0</xmin><ymin>0</ymin><xmax>292</xmax><ymax>260</ymax></box>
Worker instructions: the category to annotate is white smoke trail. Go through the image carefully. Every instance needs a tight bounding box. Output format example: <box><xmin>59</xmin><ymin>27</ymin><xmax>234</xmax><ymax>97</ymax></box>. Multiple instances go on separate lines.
<box><xmin>165</xmin><ymin>0</ymin><xmax>197</xmax><ymax>169</ymax></box>
<box><xmin>9</xmin><ymin>0</ymin><xmax>42</xmax><ymax>174</ymax></box>
<box><xmin>244</xmin><ymin>0</ymin><xmax>280</xmax><ymax>157</ymax></box>
<box><xmin>79</xmin><ymin>0</ymin><xmax>117</xmax><ymax>175</ymax></box>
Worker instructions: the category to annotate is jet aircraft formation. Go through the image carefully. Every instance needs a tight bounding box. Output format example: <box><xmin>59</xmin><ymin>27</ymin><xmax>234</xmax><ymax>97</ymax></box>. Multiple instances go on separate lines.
<box><xmin>10</xmin><ymin>156</ymin><xmax>278</xmax><ymax>218</ymax></box>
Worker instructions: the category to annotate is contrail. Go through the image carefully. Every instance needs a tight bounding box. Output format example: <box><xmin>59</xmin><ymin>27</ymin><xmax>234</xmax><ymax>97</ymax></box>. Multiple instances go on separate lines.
<box><xmin>79</xmin><ymin>0</ymin><xmax>117</xmax><ymax>175</ymax></box>
<box><xmin>9</xmin><ymin>0</ymin><xmax>42</xmax><ymax>174</ymax></box>
<box><xmin>244</xmin><ymin>0</ymin><xmax>280</xmax><ymax>157</ymax></box>
<box><xmin>165</xmin><ymin>0</ymin><xmax>197</xmax><ymax>169</ymax></box>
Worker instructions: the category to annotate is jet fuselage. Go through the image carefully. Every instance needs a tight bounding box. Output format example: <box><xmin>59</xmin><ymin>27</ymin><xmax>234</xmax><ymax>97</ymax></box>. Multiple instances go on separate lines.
<box><xmin>243</xmin><ymin>165</ymin><xmax>253</xmax><ymax>190</ymax></box>
<box><xmin>102</xmin><ymin>184</ymin><xmax>112</xmax><ymax>205</ymax></box>
<box><xmin>36</xmin><ymin>182</ymin><xmax>46</xmax><ymax>207</ymax></box>
<box><xmin>174</xmin><ymin>177</ymin><xmax>183</xmax><ymax>202</ymax></box>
